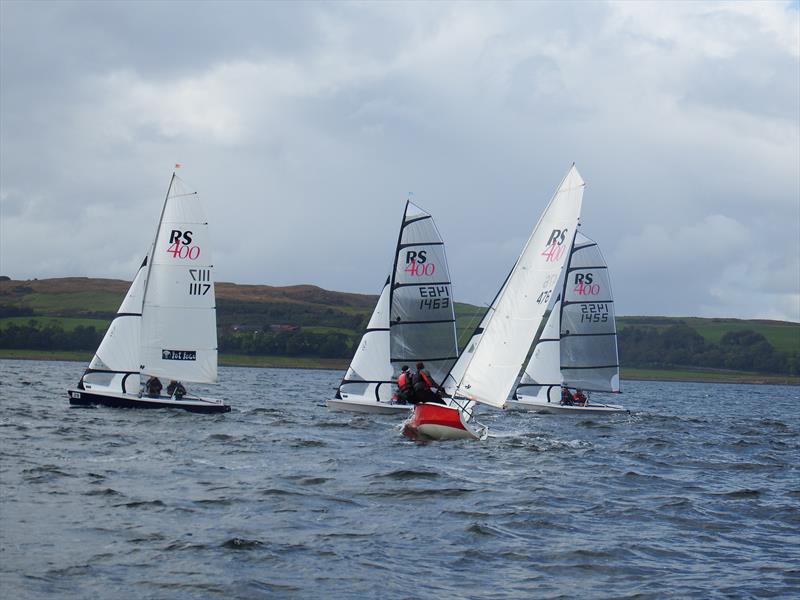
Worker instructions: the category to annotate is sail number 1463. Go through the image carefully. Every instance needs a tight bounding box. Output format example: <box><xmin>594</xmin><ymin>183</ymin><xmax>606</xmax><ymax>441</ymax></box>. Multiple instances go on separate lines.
<box><xmin>419</xmin><ymin>285</ymin><xmax>450</xmax><ymax>310</ymax></box>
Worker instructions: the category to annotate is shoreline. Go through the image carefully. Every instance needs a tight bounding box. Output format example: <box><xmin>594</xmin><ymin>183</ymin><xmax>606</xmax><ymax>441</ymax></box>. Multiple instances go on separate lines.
<box><xmin>1</xmin><ymin>350</ymin><xmax>797</xmax><ymax>385</ymax></box>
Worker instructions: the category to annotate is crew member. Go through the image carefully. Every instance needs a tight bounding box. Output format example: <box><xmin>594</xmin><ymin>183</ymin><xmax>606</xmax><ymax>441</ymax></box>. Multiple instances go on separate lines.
<box><xmin>146</xmin><ymin>376</ymin><xmax>163</xmax><ymax>398</ymax></box>
<box><xmin>572</xmin><ymin>388</ymin><xmax>587</xmax><ymax>407</ymax></box>
<box><xmin>413</xmin><ymin>362</ymin><xmax>444</xmax><ymax>404</ymax></box>
<box><xmin>560</xmin><ymin>385</ymin><xmax>573</xmax><ymax>406</ymax></box>
<box><xmin>396</xmin><ymin>366</ymin><xmax>414</xmax><ymax>404</ymax></box>
<box><xmin>167</xmin><ymin>380</ymin><xmax>187</xmax><ymax>400</ymax></box>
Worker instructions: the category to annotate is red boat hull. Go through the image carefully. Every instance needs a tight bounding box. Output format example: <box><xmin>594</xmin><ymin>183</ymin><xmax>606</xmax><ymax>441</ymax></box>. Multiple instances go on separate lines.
<box><xmin>401</xmin><ymin>402</ymin><xmax>479</xmax><ymax>441</ymax></box>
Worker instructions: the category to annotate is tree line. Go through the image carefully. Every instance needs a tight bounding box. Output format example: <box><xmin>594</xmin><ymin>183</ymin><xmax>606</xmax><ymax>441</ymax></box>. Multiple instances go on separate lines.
<box><xmin>1</xmin><ymin>317</ymin><xmax>797</xmax><ymax>375</ymax></box>
<box><xmin>0</xmin><ymin>319</ymin><xmax>354</xmax><ymax>359</ymax></box>
<box><xmin>618</xmin><ymin>324</ymin><xmax>798</xmax><ymax>375</ymax></box>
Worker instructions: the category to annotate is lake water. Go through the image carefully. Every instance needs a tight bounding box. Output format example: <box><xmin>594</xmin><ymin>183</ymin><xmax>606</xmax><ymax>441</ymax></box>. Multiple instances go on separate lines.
<box><xmin>1</xmin><ymin>359</ymin><xmax>798</xmax><ymax>599</ymax></box>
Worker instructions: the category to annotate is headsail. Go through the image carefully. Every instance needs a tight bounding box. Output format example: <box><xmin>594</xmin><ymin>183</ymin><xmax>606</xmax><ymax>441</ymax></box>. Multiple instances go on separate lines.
<box><xmin>517</xmin><ymin>231</ymin><xmax>620</xmax><ymax>399</ymax></box>
<box><xmin>389</xmin><ymin>201</ymin><xmax>458</xmax><ymax>385</ymax></box>
<box><xmin>338</xmin><ymin>279</ymin><xmax>394</xmax><ymax>402</ymax></box>
<box><xmin>454</xmin><ymin>165</ymin><xmax>585</xmax><ymax>408</ymax></box>
<box><xmin>139</xmin><ymin>174</ymin><xmax>217</xmax><ymax>384</ymax></box>
<box><xmin>81</xmin><ymin>256</ymin><xmax>148</xmax><ymax>393</ymax></box>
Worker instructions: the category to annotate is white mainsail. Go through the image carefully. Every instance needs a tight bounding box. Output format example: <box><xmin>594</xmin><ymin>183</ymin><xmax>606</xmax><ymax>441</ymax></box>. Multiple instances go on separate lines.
<box><xmin>139</xmin><ymin>175</ymin><xmax>217</xmax><ymax>384</ymax></box>
<box><xmin>389</xmin><ymin>201</ymin><xmax>458</xmax><ymax>384</ymax></box>
<box><xmin>517</xmin><ymin>232</ymin><xmax>620</xmax><ymax>400</ymax></box>
<box><xmin>453</xmin><ymin>165</ymin><xmax>585</xmax><ymax>408</ymax></box>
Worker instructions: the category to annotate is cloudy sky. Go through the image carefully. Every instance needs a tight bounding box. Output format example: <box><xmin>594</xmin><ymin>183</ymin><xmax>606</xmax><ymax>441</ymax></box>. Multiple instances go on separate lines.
<box><xmin>1</xmin><ymin>1</ymin><xmax>798</xmax><ymax>321</ymax></box>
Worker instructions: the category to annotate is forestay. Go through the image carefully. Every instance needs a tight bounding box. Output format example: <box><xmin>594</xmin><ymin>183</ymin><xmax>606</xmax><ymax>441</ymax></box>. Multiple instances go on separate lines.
<box><xmin>389</xmin><ymin>201</ymin><xmax>458</xmax><ymax>385</ymax></box>
<box><xmin>140</xmin><ymin>175</ymin><xmax>217</xmax><ymax>384</ymax></box>
<box><xmin>517</xmin><ymin>232</ymin><xmax>620</xmax><ymax>399</ymax></box>
<box><xmin>454</xmin><ymin>165</ymin><xmax>585</xmax><ymax>408</ymax></box>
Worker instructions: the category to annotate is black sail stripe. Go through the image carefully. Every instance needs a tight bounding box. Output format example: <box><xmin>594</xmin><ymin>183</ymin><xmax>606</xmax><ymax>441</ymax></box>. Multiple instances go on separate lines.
<box><xmin>390</xmin><ymin>319</ymin><xmax>456</xmax><ymax>326</ymax></box>
<box><xmin>397</xmin><ymin>241</ymin><xmax>444</xmax><ymax>250</ymax></box>
<box><xmin>393</xmin><ymin>281</ymin><xmax>452</xmax><ymax>288</ymax></box>
<box><xmin>402</xmin><ymin>215</ymin><xmax>432</xmax><ymax>228</ymax></box>
<box><xmin>567</xmin><ymin>265</ymin><xmax>608</xmax><ymax>272</ymax></box>
<box><xmin>390</xmin><ymin>355</ymin><xmax>459</xmax><ymax>363</ymax></box>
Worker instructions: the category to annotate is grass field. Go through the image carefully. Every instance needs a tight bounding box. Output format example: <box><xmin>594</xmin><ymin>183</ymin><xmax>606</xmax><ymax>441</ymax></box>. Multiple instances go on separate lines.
<box><xmin>617</xmin><ymin>316</ymin><xmax>799</xmax><ymax>354</ymax></box>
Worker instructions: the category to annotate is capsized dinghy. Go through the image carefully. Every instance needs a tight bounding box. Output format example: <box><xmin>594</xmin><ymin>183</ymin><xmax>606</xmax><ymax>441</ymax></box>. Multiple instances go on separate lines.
<box><xmin>508</xmin><ymin>232</ymin><xmax>626</xmax><ymax>414</ymax></box>
<box><xmin>402</xmin><ymin>164</ymin><xmax>585</xmax><ymax>440</ymax></box>
<box><xmin>328</xmin><ymin>200</ymin><xmax>459</xmax><ymax>414</ymax></box>
<box><xmin>67</xmin><ymin>172</ymin><xmax>229</xmax><ymax>414</ymax></box>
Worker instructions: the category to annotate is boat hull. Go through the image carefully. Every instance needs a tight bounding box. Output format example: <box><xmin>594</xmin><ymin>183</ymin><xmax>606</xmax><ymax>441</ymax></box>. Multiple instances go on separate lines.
<box><xmin>402</xmin><ymin>402</ymin><xmax>479</xmax><ymax>441</ymax></box>
<box><xmin>326</xmin><ymin>397</ymin><xmax>412</xmax><ymax>415</ymax></box>
<box><xmin>508</xmin><ymin>397</ymin><xmax>627</xmax><ymax>414</ymax></box>
<box><xmin>67</xmin><ymin>389</ymin><xmax>231</xmax><ymax>414</ymax></box>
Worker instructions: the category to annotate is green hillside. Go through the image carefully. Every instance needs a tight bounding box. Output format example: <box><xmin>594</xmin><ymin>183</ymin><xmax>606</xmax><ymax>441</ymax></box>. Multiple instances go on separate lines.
<box><xmin>1</xmin><ymin>278</ymin><xmax>798</xmax><ymax>383</ymax></box>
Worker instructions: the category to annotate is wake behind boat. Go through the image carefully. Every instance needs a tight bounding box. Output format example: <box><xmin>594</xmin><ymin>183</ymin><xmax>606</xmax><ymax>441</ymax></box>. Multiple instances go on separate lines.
<box><xmin>402</xmin><ymin>164</ymin><xmax>585</xmax><ymax>441</ymax></box>
<box><xmin>328</xmin><ymin>200</ymin><xmax>459</xmax><ymax>415</ymax></box>
<box><xmin>67</xmin><ymin>172</ymin><xmax>229</xmax><ymax>414</ymax></box>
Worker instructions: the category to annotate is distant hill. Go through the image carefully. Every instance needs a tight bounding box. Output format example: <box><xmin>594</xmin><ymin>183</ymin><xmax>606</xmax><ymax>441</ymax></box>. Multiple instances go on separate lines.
<box><xmin>1</xmin><ymin>277</ymin><xmax>797</xmax><ymax>380</ymax></box>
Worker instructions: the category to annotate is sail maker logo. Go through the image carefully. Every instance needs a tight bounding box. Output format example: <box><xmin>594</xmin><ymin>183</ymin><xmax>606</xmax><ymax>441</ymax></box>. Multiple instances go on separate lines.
<box><xmin>166</xmin><ymin>229</ymin><xmax>201</xmax><ymax>260</ymax></box>
<box><xmin>404</xmin><ymin>250</ymin><xmax>435</xmax><ymax>276</ymax></box>
<box><xmin>540</xmin><ymin>228</ymin><xmax>568</xmax><ymax>263</ymax></box>
<box><xmin>162</xmin><ymin>349</ymin><xmax>197</xmax><ymax>361</ymax></box>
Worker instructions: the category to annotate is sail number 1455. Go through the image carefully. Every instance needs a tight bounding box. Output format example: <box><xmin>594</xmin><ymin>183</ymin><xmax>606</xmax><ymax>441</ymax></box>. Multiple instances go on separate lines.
<box><xmin>580</xmin><ymin>303</ymin><xmax>609</xmax><ymax>323</ymax></box>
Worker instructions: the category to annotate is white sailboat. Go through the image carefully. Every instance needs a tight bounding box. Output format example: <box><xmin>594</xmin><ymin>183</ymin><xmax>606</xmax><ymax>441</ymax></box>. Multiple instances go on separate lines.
<box><xmin>327</xmin><ymin>201</ymin><xmax>460</xmax><ymax>414</ymax></box>
<box><xmin>403</xmin><ymin>164</ymin><xmax>585</xmax><ymax>440</ymax></box>
<box><xmin>508</xmin><ymin>232</ymin><xmax>626</xmax><ymax>414</ymax></box>
<box><xmin>67</xmin><ymin>173</ymin><xmax>229</xmax><ymax>413</ymax></box>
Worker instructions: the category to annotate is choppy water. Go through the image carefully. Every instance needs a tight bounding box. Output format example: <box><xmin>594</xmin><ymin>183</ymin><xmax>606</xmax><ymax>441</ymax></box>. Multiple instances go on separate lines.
<box><xmin>1</xmin><ymin>359</ymin><xmax>798</xmax><ymax>599</ymax></box>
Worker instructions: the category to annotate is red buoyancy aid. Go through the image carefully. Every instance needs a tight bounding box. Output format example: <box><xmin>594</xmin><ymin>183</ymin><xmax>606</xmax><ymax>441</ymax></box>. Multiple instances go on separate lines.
<box><xmin>398</xmin><ymin>372</ymin><xmax>413</xmax><ymax>392</ymax></box>
<box><xmin>419</xmin><ymin>370</ymin><xmax>434</xmax><ymax>389</ymax></box>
